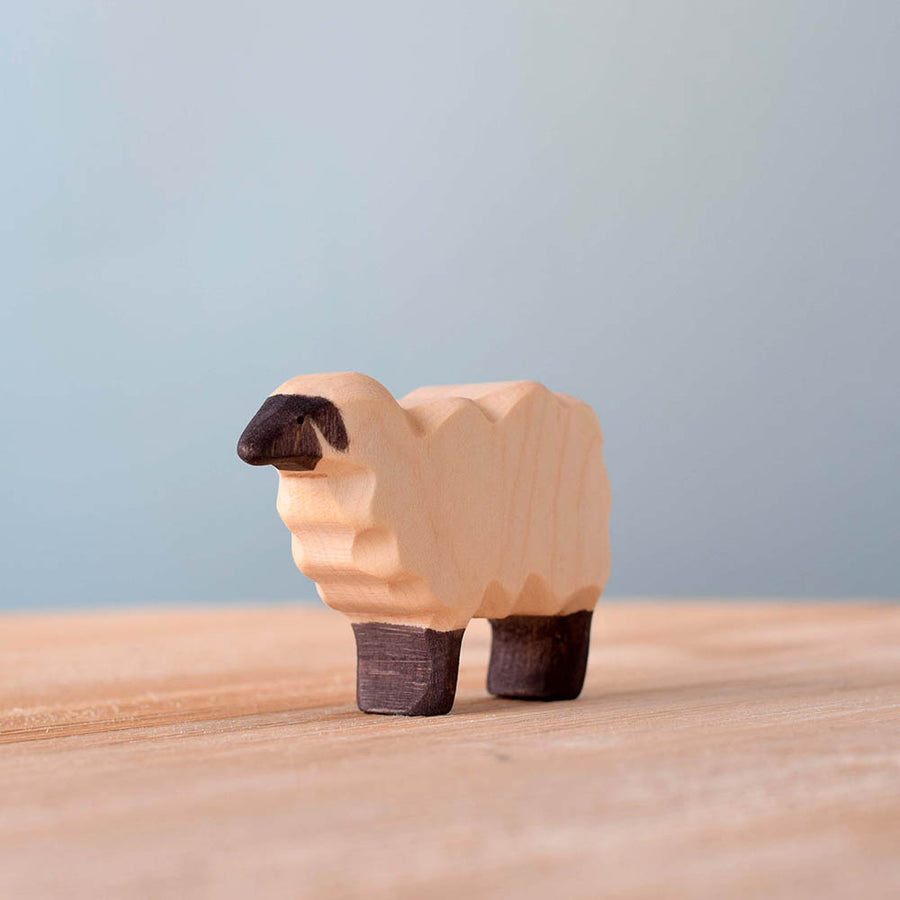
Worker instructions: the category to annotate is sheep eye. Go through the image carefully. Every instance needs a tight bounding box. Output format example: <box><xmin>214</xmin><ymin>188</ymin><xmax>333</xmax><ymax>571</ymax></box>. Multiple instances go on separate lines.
<box><xmin>296</xmin><ymin>415</ymin><xmax>306</xmax><ymax>425</ymax></box>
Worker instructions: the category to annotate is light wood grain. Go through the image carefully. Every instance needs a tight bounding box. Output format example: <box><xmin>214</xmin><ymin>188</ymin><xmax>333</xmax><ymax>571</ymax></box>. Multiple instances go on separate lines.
<box><xmin>241</xmin><ymin>373</ymin><xmax>611</xmax><ymax>630</ymax></box>
<box><xmin>1</xmin><ymin>602</ymin><xmax>898</xmax><ymax>899</ymax></box>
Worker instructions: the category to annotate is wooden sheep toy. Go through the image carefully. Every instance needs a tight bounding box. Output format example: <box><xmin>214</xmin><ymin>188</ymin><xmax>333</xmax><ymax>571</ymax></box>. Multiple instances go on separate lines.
<box><xmin>237</xmin><ymin>373</ymin><xmax>611</xmax><ymax>716</ymax></box>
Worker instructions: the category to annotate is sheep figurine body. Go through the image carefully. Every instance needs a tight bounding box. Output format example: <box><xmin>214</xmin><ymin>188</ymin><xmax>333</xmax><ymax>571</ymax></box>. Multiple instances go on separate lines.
<box><xmin>238</xmin><ymin>372</ymin><xmax>610</xmax><ymax>716</ymax></box>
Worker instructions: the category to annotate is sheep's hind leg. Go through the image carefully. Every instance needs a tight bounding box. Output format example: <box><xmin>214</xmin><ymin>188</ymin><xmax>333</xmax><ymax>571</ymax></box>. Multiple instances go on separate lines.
<box><xmin>351</xmin><ymin>622</ymin><xmax>465</xmax><ymax>716</ymax></box>
<box><xmin>487</xmin><ymin>611</ymin><xmax>592</xmax><ymax>701</ymax></box>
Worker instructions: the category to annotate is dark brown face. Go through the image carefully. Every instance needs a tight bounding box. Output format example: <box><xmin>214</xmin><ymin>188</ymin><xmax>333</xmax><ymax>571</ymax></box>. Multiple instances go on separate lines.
<box><xmin>237</xmin><ymin>394</ymin><xmax>349</xmax><ymax>471</ymax></box>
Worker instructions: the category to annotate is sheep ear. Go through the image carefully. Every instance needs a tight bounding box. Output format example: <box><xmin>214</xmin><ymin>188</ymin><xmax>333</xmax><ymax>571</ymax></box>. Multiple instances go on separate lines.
<box><xmin>310</xmin><ymin>400</ymin><xmax>349</xmax><ymax>451</ymax></box>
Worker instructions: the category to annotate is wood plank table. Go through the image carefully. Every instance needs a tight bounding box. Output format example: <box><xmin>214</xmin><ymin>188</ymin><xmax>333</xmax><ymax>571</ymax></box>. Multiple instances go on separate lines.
<box><xmin>1</xmin><ymin>603</ymin><xmax>898</xmax><ymax>899</ymax></box>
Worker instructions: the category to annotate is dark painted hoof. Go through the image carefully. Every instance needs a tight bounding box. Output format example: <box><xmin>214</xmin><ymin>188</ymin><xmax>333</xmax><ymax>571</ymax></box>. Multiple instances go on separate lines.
<box><xmin>352</xmin><ymin>622</ymin><xmax>465</xmax><ymax>716</ymax></box>
<box><xmin>487</xmin><ymin>610</ymin><xmax>593</xmax><ymax>701</ymax></box>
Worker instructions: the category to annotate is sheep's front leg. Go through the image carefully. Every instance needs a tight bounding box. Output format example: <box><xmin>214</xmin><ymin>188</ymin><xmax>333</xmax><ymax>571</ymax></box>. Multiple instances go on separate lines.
<box><xmin>351</xmin><ymin>623</ymin><xmax>466</xmax><ymax>716</ymax></box>
<box><xmin>487</xmin><ymin>611</ymin><xmax>592</xmax><ymax>701</ymax></box>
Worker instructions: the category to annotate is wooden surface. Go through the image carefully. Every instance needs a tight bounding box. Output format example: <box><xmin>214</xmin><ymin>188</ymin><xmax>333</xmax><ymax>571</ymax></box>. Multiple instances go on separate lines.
<box><xmin>1</xmin><ymin>602</ymin><xmax>898</xmax><ymax>899</ymax></box>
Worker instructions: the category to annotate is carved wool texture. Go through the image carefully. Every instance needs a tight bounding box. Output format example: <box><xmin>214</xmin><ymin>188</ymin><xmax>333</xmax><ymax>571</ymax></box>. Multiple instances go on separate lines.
<box><xmin>273</xmin><ymin>375</ymin><xmax>611</xmax><ymax>632</ymax></box>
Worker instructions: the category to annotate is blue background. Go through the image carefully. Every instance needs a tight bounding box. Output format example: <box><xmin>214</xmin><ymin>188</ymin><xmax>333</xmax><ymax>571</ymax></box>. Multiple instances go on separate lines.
<box><xmin>2</xmin><ymin>1</ymin><xmax>898</xmax><ymax>610</ymax></box>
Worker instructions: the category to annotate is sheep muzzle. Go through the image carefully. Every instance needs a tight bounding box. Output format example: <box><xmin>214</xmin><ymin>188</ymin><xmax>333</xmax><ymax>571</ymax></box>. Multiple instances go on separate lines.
<box><xmin>237</xmin><ymin>394</ymin><xmax>349</xmax><ymax>472</ymax></box>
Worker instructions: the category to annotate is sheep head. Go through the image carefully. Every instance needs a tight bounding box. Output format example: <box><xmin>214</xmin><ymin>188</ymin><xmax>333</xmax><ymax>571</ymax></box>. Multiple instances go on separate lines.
<box><xmin>237</xmin><ymin>372</ymin><xmax>409</xmax><ymax>476</ymax></box>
